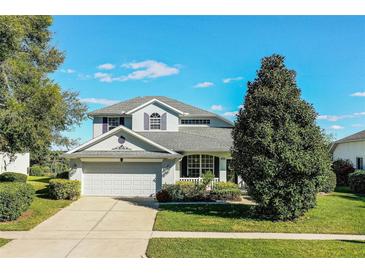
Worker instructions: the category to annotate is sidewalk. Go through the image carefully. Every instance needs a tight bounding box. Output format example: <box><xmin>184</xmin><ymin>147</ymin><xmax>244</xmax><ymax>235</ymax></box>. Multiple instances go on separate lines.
<box><xmin>2</xmin><ymin>230</ymin><xmax>365</xmax><ymax>241</ymax></box>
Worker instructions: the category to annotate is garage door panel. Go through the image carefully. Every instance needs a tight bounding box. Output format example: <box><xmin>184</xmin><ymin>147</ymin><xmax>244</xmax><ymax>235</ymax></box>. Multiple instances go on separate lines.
<box><xmin>82</xmin><ymin>162</ymin><xmax>161</xmax><ymax>196</ymax></box>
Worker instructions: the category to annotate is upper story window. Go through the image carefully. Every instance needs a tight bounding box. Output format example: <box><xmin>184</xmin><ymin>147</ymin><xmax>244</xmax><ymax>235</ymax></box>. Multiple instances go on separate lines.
<box><xmin>108</xmin><ymin>117</ymin><xmax>120</xmax><ymax>130</ymax></box>
<box><xmin>356</xmin><ymin>157</ymin><xmax>364</xmax><ymax>170</ymax></box>
<box><xmin>150</xmin><ymin>113</ymin><xmax>161</xmax><ymax>130</ymax></box>
<box><xmin>181</xmin><ymin>119</ymin><xmax>210</xmax><ymax>125</ymax></box>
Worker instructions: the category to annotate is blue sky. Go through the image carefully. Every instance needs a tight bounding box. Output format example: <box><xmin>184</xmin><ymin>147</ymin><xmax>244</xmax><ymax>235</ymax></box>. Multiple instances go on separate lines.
<box><xmin>51</xmin><ymin>16</ymin><xmax>365</xmax><ymax>144</ymax></box>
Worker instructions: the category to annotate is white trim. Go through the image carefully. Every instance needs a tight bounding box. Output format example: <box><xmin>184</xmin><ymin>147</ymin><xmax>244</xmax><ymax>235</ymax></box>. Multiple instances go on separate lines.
<box><xmin>125</xmin><ymin>98</ymin><xmax>186</xmax><ymax>115</ymax></box>
<box><xmin>81</xmin><ymin>158</ymin><xmax>120</xmax><ymax>162</ymax></box>
<box><xmin>66</xmin><ymin>125</ymin><xmax>177</xmax><ymax>155</ymax></box>
<box><xmin>123</xmin><ymin>158</ymin><xmax>163</xmax><ymax>163</ymax></box>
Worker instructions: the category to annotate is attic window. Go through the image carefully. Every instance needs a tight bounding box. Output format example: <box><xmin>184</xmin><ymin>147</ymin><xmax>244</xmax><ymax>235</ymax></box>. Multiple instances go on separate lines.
<box><xmin>150</xmin><ymin>113</ymin><xmax>161</xmax><ymax>130</ymax></box>
<box><xmin>108</xmin><ymin>117</ymin><xmax>119</xmax><ymax>130</ymax></box>
<box><xmin>181</xmin><ymin>119</ymin><xmax>210</xmax><ymax>125</ymax></box>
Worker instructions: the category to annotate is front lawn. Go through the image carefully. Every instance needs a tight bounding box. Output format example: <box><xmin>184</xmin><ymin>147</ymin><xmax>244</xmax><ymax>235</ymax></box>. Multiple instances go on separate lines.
<box><xmin>154</xmin><ymin>188</ymin><xmax>365</xmax><ymax>234</ymax></box>
<box><xmin>0</xmin><ymin>238</ymin><xmax>10</xmax><ymax>247</ymax></box>
<box><xmin>0</xmin><ymin>176</ymin><xmax>72</xmax><ymax>231</ymax></box>
<box><xmin>146</xmin><ymin>238</ymin><xmax>365</xmax><ymax>258</ymax></box>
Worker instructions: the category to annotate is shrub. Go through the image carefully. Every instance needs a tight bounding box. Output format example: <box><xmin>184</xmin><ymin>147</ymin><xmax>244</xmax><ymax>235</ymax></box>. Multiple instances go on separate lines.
<box><xmin>0</xmin><ymin>172</ymin><xmax>27</xmax><ymax>183</ymax></box>
<box><xmin>231</xmin><ymin>55</ymin><xmax>332</xmax><ymax>221</ymax></box>
<box><xmin>318</xmin><ymin>170</ymin><xmax>337</xmax><ymax>193</ymax></box>
<box><xmin>213</xmin><ymin>182</ymin><xmax>239</xmax><ymax>190</ymax></box>
<box><xmin>211</xmin><ymin>182</ymin><xmax>241</xmax><ymax>200</ymax></box>
<box><xmin>349</xmin><ymin>170</ymin><xmax>365</xmax><ymax>194</ymax></box>
<box><xmin>0</xmin><ymin>183</ymin><xmax>35</xmax><ymax>221</ymax></box>
<box><xmin>175</xmin><ymin>181</ymin><xmax>195</xmax><ymax>187</ymax></box>
<box><xmin>48</xmin><ymin>179</ymin><xmax>81</xmax><ymax>200</ymax></box>
<box><xmin>201</xmin><ymin>171</ymin><xmax>214</xmax><ymax>187</ymax></box>
<box><xmin>156</xmin><ymin>183</ymin><xmax>210</xmax><ymax>202</ymax></box>
<box><xmin>155</xmin><ymin>189</ymin><xmax>172</xmax><ymax>202</ymax></box>
<box><xmin>29</xmin><ymin>165</ymin><xmax>51</xmax><ymax>176</ymax></box>
<box><xmin>56</xmin><ymin>171</ymin><xmax>69</xmax><ymax>179</ymax></box>
<box><xmin>332</xmin><ymin>159</ymin><xmax>355</xmax><ymax>186</ymax></box>
<box><xmin>211</xmin><ymin>188</ymin><xmax>242</xmax><ymax>201</ymax></box>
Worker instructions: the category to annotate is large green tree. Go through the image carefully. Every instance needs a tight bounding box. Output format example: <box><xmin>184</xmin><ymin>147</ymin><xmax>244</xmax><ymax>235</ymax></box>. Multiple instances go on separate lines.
<box><xmin>0</xmin><ymin>16</ymin><xmax>87</xmax><ymax>161</ymax></box>
<box><xmin>231</xmin><ymin>54</ymin><xmax>332</xmax><ymax>220</ymax></box>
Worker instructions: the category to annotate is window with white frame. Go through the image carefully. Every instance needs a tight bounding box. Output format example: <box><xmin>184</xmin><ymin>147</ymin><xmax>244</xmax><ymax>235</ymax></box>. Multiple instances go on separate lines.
<box><xmin>108</xmin><ymin>117</ymin><xmax>119</xmax><ymax>130</ymax></box>
<box><xmin>150</xmin><ymin>113</ymin><xmax>161</xmax><ymax>130</ymax></box>
<box><xmin>187</xmin><ymin>154</ymin><xmax>214</xmax><ymax>178</ymax></box>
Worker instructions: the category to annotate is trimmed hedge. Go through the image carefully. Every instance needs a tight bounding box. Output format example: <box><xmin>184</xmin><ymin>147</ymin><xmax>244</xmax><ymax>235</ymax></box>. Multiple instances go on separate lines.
<box><xmin>48</xmin><ymin>179</ymin><xmax>81</xmax><ymax>200</ymax></box>
<box><xmin>211</xmin><ymin>181</ymin><xmax>241</xmax><ymax>201</ymax></box>
<box><xmin>349</xmin><ymin>170</ymin><xmax>365</xmax><ymax>194</ymax></box>
<box><xmin>29</xmin><ymin>165</ymin><xmax>51</xmax><ymax>176</ymax></box>
<box><xmin>156</xmin><ymin>184</ymin><xmax>210</xmax><ymax>202</ymax></box>
<box><xmin>0</xmin><ymin>183</ymin><xmax>35</xmax><ymax>221</ymax></box>
<box><xmin>0</xmin><ymin>172</ymin><xmax>27</xmax><ymax>183</ymax></box>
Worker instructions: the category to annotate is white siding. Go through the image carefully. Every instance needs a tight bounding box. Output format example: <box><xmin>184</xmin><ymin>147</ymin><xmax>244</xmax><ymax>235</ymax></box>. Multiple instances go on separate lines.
<box><xmin>179</xmin><ymin>117</ymin><xmax>232</xmax><ymax>128</ymax></box>
<box><xmin>132</xmin><ymin>102</ymin><xmax>179</xmax><ymax>131</ymax></box>
<box><xmin>333</xmin><ymin>140</ymin><xmax>365</xmax><ymax>167</ymax></box>
<box><xmin>161</xmin><ymin>159</ymin><xmax>177</xmax><ymax>185</ymax></box>
<box><xmin>93</xmin><ymin>116</ymin><xmax>103</xmax><ymax>138</ymax></box>
<box><xmin>0</xmin><ymin>153</ymin><xmax>29</xmax><ymax>174</ymax></box>
<box><xmin>85</xmin><ymin>131</ymin><xmax>163</xmax><ymax>152</ymax></box>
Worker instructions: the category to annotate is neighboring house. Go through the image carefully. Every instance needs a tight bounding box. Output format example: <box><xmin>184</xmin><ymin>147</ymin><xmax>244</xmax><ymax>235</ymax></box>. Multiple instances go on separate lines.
<box><xmin>0</xmin><ymin>153</ymin><xmax>30</xmax><ymax>174</ymax></box>
<box><xmin>64</xmin><ymin>96</ymin><xmax>236</xmax><ymax>197</ymax></box>
<box><xmin>331</xmin><ymin>129</ymin><xmax>365</xmax><ymax>170</ymax></box>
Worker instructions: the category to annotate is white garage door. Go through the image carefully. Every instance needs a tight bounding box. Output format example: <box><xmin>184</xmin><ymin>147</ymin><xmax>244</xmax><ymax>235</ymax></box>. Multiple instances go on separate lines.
<box><xmin>82</xmin><ymin>162</ymin><xmax>161</xmax><ymax>196</ymax></box>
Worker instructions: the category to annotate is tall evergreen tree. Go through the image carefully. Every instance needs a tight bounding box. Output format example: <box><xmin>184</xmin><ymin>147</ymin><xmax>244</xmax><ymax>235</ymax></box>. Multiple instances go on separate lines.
<box><xmin>0</xmin><ymin>16</ymin><xmax>87</xmax><ymax>161</ymax></box>
<box><xmin>231</xmin><ymin>54</ymin><xmax>331</xmax><ymax>220</ymax></box>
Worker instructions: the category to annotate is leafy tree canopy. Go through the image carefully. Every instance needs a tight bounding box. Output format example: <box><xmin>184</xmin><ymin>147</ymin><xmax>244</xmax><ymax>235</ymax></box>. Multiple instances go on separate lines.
<box><xmin>231</xmin><ymin>54</ymin><xmax>332</xmax><ymax>220</ymax></box>
<box><xmin>0</xmin><ymin>16</ymin><xmax>87</xmax><ymax>159</ymax></box>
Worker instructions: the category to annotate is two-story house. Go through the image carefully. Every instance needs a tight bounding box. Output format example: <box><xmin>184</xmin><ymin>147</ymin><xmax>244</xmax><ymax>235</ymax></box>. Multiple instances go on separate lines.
<box><xmin>64</xmin><ymin>96</ymin><xmax>236</xmax><ymax>196</ymax></box>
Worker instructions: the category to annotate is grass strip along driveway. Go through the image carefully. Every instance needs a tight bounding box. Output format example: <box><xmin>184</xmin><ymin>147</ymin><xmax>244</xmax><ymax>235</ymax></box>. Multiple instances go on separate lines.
<box><xmin>147</xmin><ymin>238</ymin><xmax>365</xmax><ymax>258</ymax></box>
<box><xmin>0</xmin><ymin>238</ymin><xmax>10</xmax><ymax>247</ymax></box>
<box><xmin>0</xmin><ymin>176</ymin><xmax>72</xmax><ymax>231</ymax></box>
<box><xmin>154</xmin><ymin>188</ymin><xmax>365</xmax><ymax>234</ymax></box>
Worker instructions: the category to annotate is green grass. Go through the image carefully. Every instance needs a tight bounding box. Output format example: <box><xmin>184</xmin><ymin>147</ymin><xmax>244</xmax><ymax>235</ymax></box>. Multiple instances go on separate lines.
<box><xmin>154</xmin><ymin>188</ymin><xmax>365</xmax><ymax>234</ymax></box>
<box><xmin>146</xmin><ymin>238</ymin><xmax>365</xmax><ymax>258</ymax></box>
<box><xmin>0</xmin><ymin>176</ymin><xmax>72</xmax><ymax>231</ymax></box>
<box><xmin>0</xmin><ymin>238</ymin><xmax>10</xmax><ymax>247</ymax></box>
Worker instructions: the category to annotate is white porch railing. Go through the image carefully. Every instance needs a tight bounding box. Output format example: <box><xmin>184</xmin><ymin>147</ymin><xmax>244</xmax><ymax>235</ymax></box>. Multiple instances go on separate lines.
<box><xmin>179</xmin><ymin>177</ymin><xmax>220</xmax><ymax>183</ymax></box>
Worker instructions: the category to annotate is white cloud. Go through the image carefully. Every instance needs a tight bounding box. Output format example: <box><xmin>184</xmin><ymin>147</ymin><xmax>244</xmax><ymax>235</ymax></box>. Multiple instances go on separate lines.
<box><xmin>77</xmin><ymin>73</ymin><xmax>91</xmax><ymax>80</ymax></box>
<box><xmin>60</xmin><ymin>68</ymin><xmax>75</xmax><ymax>74</ymax></box>
<box><xmin>94</xmin><ymin>72</ymin><xmax>113</xmax><ymax>83</ymax></box>
<box><xmin>317</xmin><ymin>114</ymin><xmax>352</xmax><ymax>122</ymax></box>
<box><xmin>352</xmin><ymin>124</ymin><xmax>364</xmax><ymax>128</ymax></box>
<box><xmin>329</xmin><ymin>125</ymin><xmax>344</xmax><ymax>130</ymax></box>
<box><xmin>223</xmin><ymin>111</ymin><xmax>238</xmax><ymax>117</ymax></box>
<box><xmin>98</xmin><ymin>63</ymin><xmax>115</xmax><ymax>70</ymax></box>
<box><xmin>350</xmin><ymin>92</ymin><xmax>365</xmax><ymax>97</ymax></box>
<box><xmin>120</xmin><ymin>60</ymin><xmax>179</xmax><ymax>80</ymax></box>
<box><xmin>80</xmin><ymin>98</ymin><xmax>119</xmax><ymax>106</ymax></box>
<box><xmin>194</xmin><ymin>82</ymin><xmax>214</xmax><ymax>88</ymax></box>
<box><xmin>211</xmin><ymin>104</ymin><xmax>223</xmax><ymax>111</ymax></box>
<box><xmin>94</xmin><ymin>60</ymin><xmax>179</xmax><ymax>83</ymax></box>
<box><xmin>318</xmin><ymin>111</ymin><xmax>365</xmax><ymax>122</ymax></box>
<box><xmin>222</xmin><ymin>76</ymin><xmax>243</xmax><ymax>84</ymax></box>
<box><xmin>238</xmin><ymin>105</ymin><xmax>244</xmax><ymax>109</ymax></box>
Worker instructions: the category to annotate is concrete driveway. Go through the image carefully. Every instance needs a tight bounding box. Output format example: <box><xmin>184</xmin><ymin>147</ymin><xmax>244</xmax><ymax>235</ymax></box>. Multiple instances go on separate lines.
<box><xmin>0</xmin><ymin>197</ymin><xmax>158</xmax><ymax>258</ymax></box>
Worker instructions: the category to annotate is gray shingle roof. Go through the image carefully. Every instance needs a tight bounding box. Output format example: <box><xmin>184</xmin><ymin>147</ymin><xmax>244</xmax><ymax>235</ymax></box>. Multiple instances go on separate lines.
<box><xmin>88</xmin><ymin>96</ymin><xmax>218</xmax><ymax>117</ymax></box>
<box><xmin>334</xmin><ymin>129</ymin><xmax>365</xmax><ymax>144</ymax></box>
<box><xmin>139</xmin><ymin>127</ymin><xmax>233</xmax><ymax>152</ymax></box>
<box><xmin>64</xmin><ymin>151</ymin><xmax>181</xmax><ymax>159</ymax></box>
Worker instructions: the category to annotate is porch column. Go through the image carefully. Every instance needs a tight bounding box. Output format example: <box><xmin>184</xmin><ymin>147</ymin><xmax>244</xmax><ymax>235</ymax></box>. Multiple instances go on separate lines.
<box><xmin>219</xmin><ymin>157</ymin><xmax>227</xmax><ymax>182</ymax></box>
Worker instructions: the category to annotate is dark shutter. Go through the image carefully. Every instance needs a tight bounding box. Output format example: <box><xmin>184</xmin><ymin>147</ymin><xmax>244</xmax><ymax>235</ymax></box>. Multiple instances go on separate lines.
<box><xmin>102</xmin><ymin>117</ymin><xmax>108</xmax><ymax>133</ymax></box>
<box><xmin>181</xmin><ymin>156</ymin><xmax>188</xmax><ymax>177</ymax></box>
<box><xmin>119</xmin><ymin>117</ymin><xmax>125</xmax><ymax>126</ymax></box>
<box><xmin>144</xmin><ymin>113</ymin><xmax>149</xmax><ymax>130</ymax></box>
<box><xmin>161</xmin><ymin>113</ymin><xmax>167</xmax><ymax>130</ymax></box>
<box><xmin>214</xmin><ymin>157</ymin><xmax>219</xmax><ymax>178</ymax></box>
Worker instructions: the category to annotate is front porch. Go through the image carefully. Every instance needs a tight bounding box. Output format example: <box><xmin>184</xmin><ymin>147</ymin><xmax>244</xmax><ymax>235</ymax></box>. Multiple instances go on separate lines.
<box><xmin>175</xmin><ymin>153</ymin><xmax>236</xmax><ymax>183</ymax></box>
